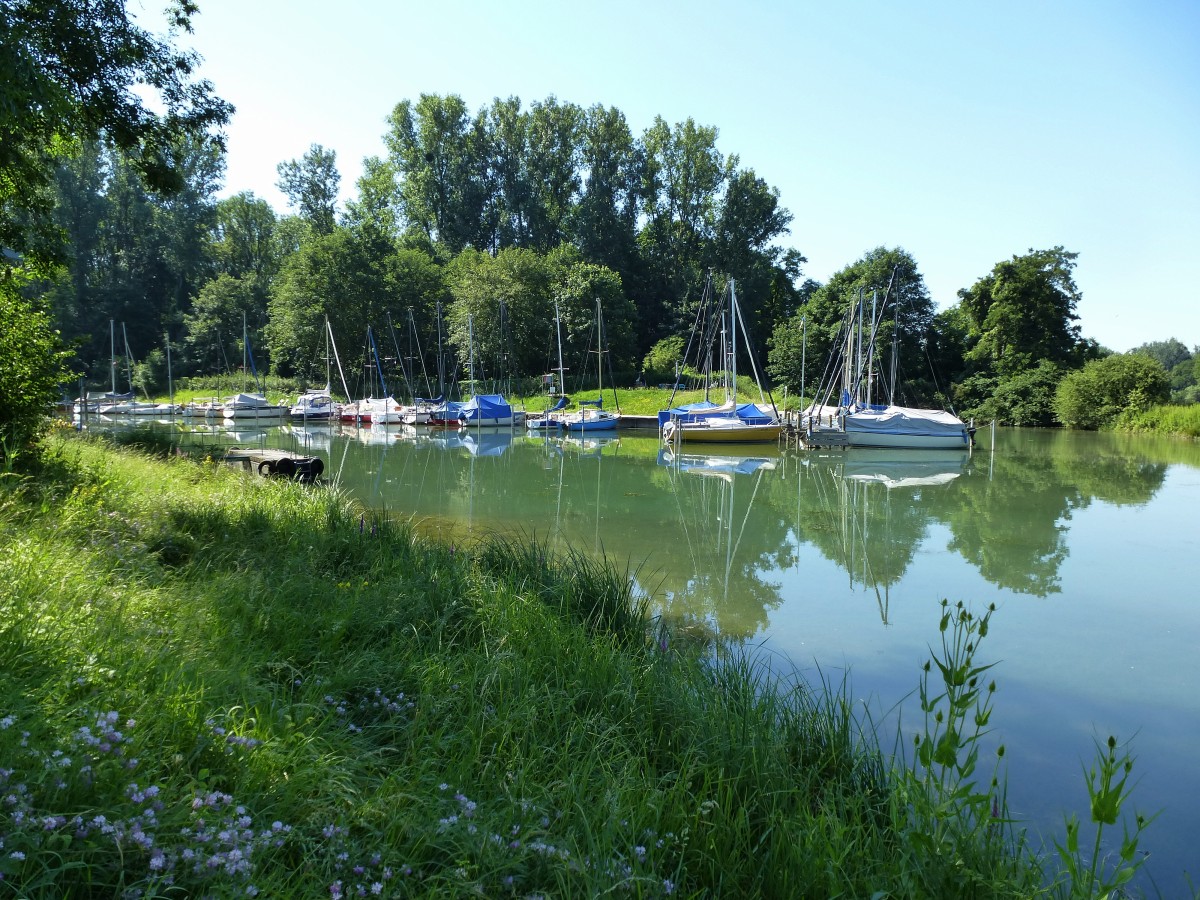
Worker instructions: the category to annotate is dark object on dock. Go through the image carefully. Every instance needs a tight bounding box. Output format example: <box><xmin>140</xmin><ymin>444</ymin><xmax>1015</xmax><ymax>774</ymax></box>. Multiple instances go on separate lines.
<box><xmin>224</xmin><ymin>448</ymin><xmax>324</xmax><ymax>483</ymax></box>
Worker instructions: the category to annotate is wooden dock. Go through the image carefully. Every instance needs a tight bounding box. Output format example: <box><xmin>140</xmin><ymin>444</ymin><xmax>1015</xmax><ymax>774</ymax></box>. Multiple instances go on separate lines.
<box><xmin>223</xmin><ymin>448</ymin><xmax>324</xmax><ymax>482</ymax></box>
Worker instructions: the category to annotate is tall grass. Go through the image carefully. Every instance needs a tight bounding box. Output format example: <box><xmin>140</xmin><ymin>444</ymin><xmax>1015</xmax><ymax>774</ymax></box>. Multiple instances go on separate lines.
<box><xmin>0</xmin><ymin>435</ymin><xmax>1168</xmax><ymax>897</ymax></box>
<box><xmin>1114</xmin><ymin>403</ymin><xmax>1200</xmax><ymax>438</ymax></box>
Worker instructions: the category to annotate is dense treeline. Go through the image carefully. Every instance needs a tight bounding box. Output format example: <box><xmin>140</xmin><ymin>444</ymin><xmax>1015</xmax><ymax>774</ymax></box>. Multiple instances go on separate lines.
<box><xmin>36</xmin><ymin>107</ymin><xmax>1197</xmax><ymax>431</ymax></box>
<box><xmin>40</xmin><ymin>95</ymin><xmax>804</xmax><ymax>403</ymax></box>
<box><xmin>3</xmin><ymin>2</ymin><xmax>1197</xmax><ymax>455</ymax></box>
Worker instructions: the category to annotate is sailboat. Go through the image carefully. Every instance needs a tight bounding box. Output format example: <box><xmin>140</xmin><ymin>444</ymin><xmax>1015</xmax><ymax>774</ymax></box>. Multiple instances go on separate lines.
<box><xmin>563</xmin><ymin>298</ymin><xmax>621</xmax><ymax>433</ymax></box>
<box><xmin>805</xmin><ymin>283</ymin><xmax>972</xmax><ymax>450</ymax></box>
<box><xmin>93</xmin><ymin>323</ymin><xmax>163</xmax><ymax>416</ymax></box>
<box><xmin>659</xmin><ymin>278</ymin><xmax>782</xmax><ymax>444</ymax></box>
<box><xmin>222</xmin><ymin>316</ymin><xmax>288</xmax><ymax>421</ymax></box>
<box><xmin>73</xmin><ymin>320</ymin><xmax>134</xmax><ymax>415</ymax></box>
<box><xmin>459</xmin><ymin>315</ymin><xmax>517</xmax><ymax>427</ymax></box>
<box><xmin>527</xmin><ymin>301</ymin><xmax>568</xmax><ymax>432</ymax></box>
<box><xmin>290</xmin><ymin>318</ymin><xmax>342</xmax><ymax>421</ymax></box>
<box><xmin>362</xmin><ymin>326</ymin><xmax>405</xmax><ymax>425</ymax></box>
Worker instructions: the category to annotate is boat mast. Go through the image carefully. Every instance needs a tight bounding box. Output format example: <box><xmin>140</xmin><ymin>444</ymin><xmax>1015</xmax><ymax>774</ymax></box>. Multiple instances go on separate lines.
<box><xmin>595</xmin><ymin>297</ymin><xmax>603</xmax><ymax>399</ymax></box>
<box><xmin>324</xmin><ymin>315</ymin><xmax>331</xmax><ymax>390</ymax></box>
<box><xmin>241</xmin><ymin>313</ymin><xmax>248</xmax><ymax>392</ymax></box>
<box><xmin>467</xmin><ymin>315</ymin><xmax>475</xmax><ymax>395</ymax></box>
<box><xmin>729</xmin><ymin>279</ymin><xmax>739</xmax><ymax>406</ymax></box>
<box><xmin>368</xmin><ymin>326</ymin><xmax>388</xmax><ymax>397</ymax></box>
<box><xmin>109</xmin><ymin>319</ymin><xmax>117</xmax><ymax>394</ymax></box>
<box><xmin>121</xmin><ymin>322</ymin><xmax>134</xmax><ymax>394</ymax></box>
<box><xmin>800</xmin><ymin>316</ymin><xmax>807</xmax><ymax>417</ymax></box>
<box><xmin>436</xmin><ymin>302</ymin><xmax>446</xmax><ymax>399</ymax></box>
<box><xmin>327</xmin><ymin>317</ymin><xmax>352</xmax><ymax>401</ymax></box>
<box><xmin>867</xmin><ymin>289</ymin><xmax>878</xmax><ymax>406</ymax></box>
<box><xmin>855</xmin><ymin>291</ymin><xmax>864</xmax><ymax>406</ymax></box>
<box><xmin>554</xmin><ymin>300</ymin><xmax>566</xmax><ymax>396</ymax></box>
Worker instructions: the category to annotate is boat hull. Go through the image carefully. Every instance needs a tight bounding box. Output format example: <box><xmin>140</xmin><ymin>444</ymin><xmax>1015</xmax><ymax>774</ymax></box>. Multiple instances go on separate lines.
<box><xmin>844</xmin><ymin>430</ymin><xmax>970</xmax><ymax>450</ymax></box>
<box><xmin>564</xmin><ymin>413</ymin><xmax>619</xmax><ymax>433</ymax></box>
<box><xmin>665</xmin><ymin>421</ymin><xmax>782</xmax><ymax>444</ymax></box>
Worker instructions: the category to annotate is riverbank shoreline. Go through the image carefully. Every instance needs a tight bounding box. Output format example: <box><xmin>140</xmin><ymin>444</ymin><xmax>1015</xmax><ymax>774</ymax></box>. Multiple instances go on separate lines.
<box><xmin>0</xmin><ymin>431</ymin><xmax>1168</xmax><ymax>897</ymax></box>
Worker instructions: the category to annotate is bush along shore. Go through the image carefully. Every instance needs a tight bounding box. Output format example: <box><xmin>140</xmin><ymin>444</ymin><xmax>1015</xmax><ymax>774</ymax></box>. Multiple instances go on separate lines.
<box><xmin>0</xmin><ymin>433</ymin><xmax>1163</xmax><ymax>898</ymax></box>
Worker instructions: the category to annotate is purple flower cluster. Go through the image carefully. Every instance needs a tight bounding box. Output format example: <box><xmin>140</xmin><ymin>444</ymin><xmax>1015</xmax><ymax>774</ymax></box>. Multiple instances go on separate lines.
<box><xmin>205</xmin><ymin>717</ymin><xmax>264</xmax><ymax>754</ymax></box>
<box><xmin>429</xmin><ymin>786</ymin><xmax>684</xmax><ymax>896</ymax></box>
<box><xmin>0</xmin><ymin>709</ymin><xmax>288</xmax><ymax>896</ymax></box>
<box><xmin>322</xmin><ymin>687</ymin><xmax>416</xmax><ymax>734</ymax></box>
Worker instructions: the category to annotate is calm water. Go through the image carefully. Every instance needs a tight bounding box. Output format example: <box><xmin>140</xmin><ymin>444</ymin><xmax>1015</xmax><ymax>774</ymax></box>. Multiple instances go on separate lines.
<box><xmin>121</xmin><ymin>419</ymin><xmax>1200</xmax><ymax>890</ymax></box>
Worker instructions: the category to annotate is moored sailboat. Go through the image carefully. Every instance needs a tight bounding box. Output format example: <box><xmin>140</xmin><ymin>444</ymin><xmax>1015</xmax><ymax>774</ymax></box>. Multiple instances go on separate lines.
<box><xmin>803</xmin><ymin>278</ymin><xmax>972</xmax><ymax>450</ymax></box>
<box><xmin>659</xmin><ymin>277</ymin><xmax>781</xmax><ymax>444</ymax></box>
<box><xmin>563</xmin><ymin>298</ymin><xmax>621</xmax><ymax>433</ymax></box>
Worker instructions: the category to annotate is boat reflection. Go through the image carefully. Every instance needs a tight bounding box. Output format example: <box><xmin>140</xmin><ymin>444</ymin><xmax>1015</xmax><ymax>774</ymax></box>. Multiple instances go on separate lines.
<box><xmin>462</xmin><ymin>428</ymin><xmax>513</xmax><ymax>457</ymax></box>
<box><xmin>561</xmin><ymin>435</ymin><xmax>621</xmax><ymax>457</ymax></box>
<box><xmin>838</xmin><ymin>448</ymin><xmax>968</xmax><ymax>488</ymax></box>
<box><xmin>655</xmin><ymin>447</ymin><xmax>785</xmax><ymax>633</ymax></box>
<box><xmin>798</xmin><ymin>448</ymin><xmax>968</xmax><ymax>623</ymax></box>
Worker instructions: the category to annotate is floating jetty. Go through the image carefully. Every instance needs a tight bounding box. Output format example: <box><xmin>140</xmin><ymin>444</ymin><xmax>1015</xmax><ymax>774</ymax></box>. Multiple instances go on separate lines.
<box><xmin>223</xmin><ymin>448</ymin><xmax>324</xmax><ymax>483</ymax></box>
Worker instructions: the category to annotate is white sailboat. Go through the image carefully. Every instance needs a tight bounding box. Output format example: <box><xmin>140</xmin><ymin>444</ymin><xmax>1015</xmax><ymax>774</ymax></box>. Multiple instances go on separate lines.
<box><xmin>223</xmin><ymin>316</ymin><xmax>288</xmax><ymax>421</ymax></box>
<box><xmin>659</xmin><ymin>278</ymin><xmax>782</xmax><ymax>444</ymax></box>
<box><xmin>805</xmin><ymin>283</ymin><xmax>972</xmax><ymax>450</ymax></box>
<box><xmin>290</xmin><ymin>318</ymin><xmax>343</xmax><ymax>421</ymax></box>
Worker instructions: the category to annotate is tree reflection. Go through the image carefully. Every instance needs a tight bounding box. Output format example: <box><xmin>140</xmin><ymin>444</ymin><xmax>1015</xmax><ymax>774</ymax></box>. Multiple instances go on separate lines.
<box><xmin>331</xmin><ymin>427</ymin><xmax>1173</xmax><ymax>627</ymax></box>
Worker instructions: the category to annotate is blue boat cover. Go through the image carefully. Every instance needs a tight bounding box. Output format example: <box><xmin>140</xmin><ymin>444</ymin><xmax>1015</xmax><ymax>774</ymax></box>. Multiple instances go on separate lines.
<box><xmin>656</xmin><ymin>400</ymin><xmax>723</xmax><ymax>427</ymax></box>
<box><xmin>460</xmin><ymin>394</ymin><xmax>512</xmax><ymax>421</ymax></box>
<box><xmin>734</xmin><ymin>403</ymin><xmax>776</xmax><ymax>425</ymax></box>
<box><xmin>463</xmin><ymin>431</ymin><xmax>513</xmax><ymax>456</ymax></box>
<box><xmin>657</xmin><ymin>401</ymin><xmax>776</xmax><ymax>427</ymax></box>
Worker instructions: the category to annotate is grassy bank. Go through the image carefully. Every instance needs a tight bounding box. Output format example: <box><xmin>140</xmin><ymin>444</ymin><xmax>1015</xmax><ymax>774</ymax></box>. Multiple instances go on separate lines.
<box><xmin>1114</xmin><ymin>403</ymin><xmax>1200</xmax><ymax>438</ymax></box>
<box><xmin>0</xmin><ymin>434</ymin><xmax>1154</xmax><ymax>897</ymax></box>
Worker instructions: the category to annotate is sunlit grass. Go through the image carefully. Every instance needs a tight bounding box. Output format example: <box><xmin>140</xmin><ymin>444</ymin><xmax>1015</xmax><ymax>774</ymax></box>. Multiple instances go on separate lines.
<box><xmin>1114</xmin><ymin>403</ymin><xmax>1200</xmax><ymax>438</ymax></box>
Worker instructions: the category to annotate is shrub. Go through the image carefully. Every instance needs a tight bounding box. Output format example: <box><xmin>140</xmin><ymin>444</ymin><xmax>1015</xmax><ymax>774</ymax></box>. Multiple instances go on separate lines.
<box><xmin>0</xmin><ymin>277</ymin><xmax>75</xmax><ymax>459</ymax></box>
<box><xmin>1053</xmin><ymin>354</ymin><xmax>1169</xmax><ymax>430</ymax></box>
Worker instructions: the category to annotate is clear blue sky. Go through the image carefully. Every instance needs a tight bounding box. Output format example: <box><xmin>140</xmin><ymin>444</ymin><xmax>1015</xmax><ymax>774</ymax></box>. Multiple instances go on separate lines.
<box><xmin>184</xmin><ymin>0</ymin><xmax>1199</xmax><ymax>353</ymax></box>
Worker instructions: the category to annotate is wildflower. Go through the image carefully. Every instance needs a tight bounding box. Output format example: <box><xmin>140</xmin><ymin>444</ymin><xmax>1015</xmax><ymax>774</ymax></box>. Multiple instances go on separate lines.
<box><xmin>663</xmin><ymin>878</ymin><xmax>676</xmax><ymax>894</ymax></box>
<box><xmin>0</xmin><ymin>715</ymin><xmax>14</xmax><ymax>729</ymax></box>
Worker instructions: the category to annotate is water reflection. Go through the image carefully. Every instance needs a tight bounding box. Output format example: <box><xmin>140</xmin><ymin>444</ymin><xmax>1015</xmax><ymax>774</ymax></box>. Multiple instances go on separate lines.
<box><xmin>103</xmin><ymin>420</ymin><xmax>1176</xmax><ymax>616</ymax></box>
<box><xmin>655</xmin><ymin>448</ymin><xmax>790</xmax><ymax>636</ymax></box>
<box><xmin>796</xmin><ymin>449</ymin><xmax>968</xmax><ymax>624</ymax></box>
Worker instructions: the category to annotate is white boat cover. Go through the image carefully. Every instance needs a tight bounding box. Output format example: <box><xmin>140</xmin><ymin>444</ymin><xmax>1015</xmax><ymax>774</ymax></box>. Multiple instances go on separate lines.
<box><xmin>844</xmin><ymin>405</ymin><xmax>968</xmax><ymax>438</ymax></box>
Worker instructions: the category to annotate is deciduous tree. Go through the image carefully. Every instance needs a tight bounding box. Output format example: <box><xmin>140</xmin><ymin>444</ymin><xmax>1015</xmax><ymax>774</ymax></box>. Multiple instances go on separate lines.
<box><xmin>1</xmin><ymin>0</ymin><xmax>231</xmax><ymax>264</ymax></box>
<box><xmin>276</xmin><ymin>144</ymin><xmax>340</xmax><ymax>236</ymax></box>
<box><xmin>959</xmin><ymin>247</ymin><xmax>1085</xmax><ymax>378</ymax></box>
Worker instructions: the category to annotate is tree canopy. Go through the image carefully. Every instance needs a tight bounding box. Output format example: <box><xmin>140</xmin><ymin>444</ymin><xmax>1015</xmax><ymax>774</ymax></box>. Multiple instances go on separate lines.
<box><xmin>0</xmin><ymin>0</ymin><xmax>232</xmax><ymax>265</ymax></box>
<box><xmin>957</xmin><ymin>246</ymin><xmax>1086</xmax><ymax>378</ymax></box>
<box><xmin>5</xmin><ymin>14</ymin><xmax>1193</xmax><ymax>436</ymax></box>
<box><xmin>767</xmin><ymin>247</ymin><xmax>937</xmax><ymax>406</ymax></box>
